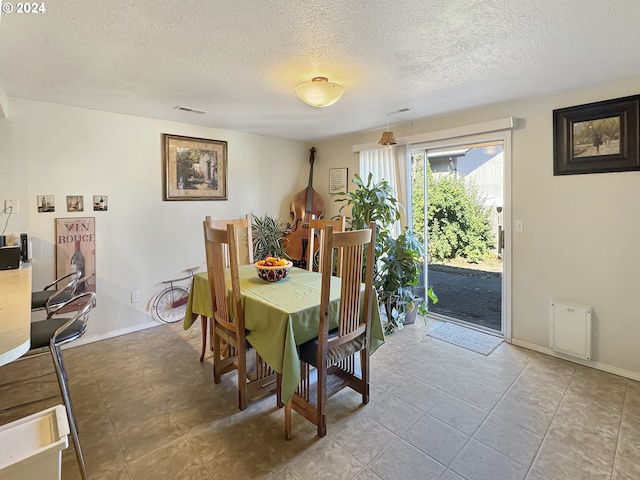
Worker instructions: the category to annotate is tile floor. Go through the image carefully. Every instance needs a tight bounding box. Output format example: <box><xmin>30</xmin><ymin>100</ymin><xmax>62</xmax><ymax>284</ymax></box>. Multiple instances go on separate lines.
<box><xmin>1</xmin><ymin>318</ymin><xmax>639</xmax><ymax>480</ymax></box>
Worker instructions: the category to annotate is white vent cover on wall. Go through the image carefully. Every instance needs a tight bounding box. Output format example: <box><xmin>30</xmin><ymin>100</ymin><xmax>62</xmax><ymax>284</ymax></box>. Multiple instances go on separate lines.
<box><xmin>550</xmin><ymin>301</ymin><xmax>592</xmax><ymax>360</ymax></box>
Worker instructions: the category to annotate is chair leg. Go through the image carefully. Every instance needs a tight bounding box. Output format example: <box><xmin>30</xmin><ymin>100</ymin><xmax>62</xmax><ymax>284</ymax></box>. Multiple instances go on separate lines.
<box><xmin>360</xmin><ymin>348</ymin><xmax>370</xmax><ymax>405</ymax></box>
<box><xmin>237</xmin><ymin>348</ymin><xmax>248</xmax><ymax>411</ymax></box>
<box><xmin>212</xmin><ymin>328</ymin><xmax>222</xmax><ymax>384</ymax></box>
<box><xmin>317</xmin><ymin>364</ymin><xmax>327</xmax><ymax>437</ymax></box>
<box><xmin>199</xmin><ymin>315</ymin><xmax>207</xmax><ymax>362</ymax></box>
<box><xmin>52</xmin><ymin>346</ymin><xmax>88</xmax><ymax>480</ymax></box>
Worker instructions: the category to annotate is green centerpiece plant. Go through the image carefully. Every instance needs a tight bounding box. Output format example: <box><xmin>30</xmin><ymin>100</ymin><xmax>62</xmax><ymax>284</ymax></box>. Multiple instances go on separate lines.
<box><xmin>252</xmin><ymin>213</ymin><xmax>290</xmax><ymax>261</ymax></box>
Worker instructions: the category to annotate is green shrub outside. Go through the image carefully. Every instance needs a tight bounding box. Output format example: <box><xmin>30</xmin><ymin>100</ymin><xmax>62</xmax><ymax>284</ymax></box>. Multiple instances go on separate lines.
<box><xmin>412</xmin><ymin>153</ymin><xmax>494</xmax><ymax>263</ymax></box>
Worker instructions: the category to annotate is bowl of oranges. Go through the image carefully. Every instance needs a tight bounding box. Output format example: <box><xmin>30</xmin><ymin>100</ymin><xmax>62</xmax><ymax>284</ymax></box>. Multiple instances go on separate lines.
<box><xmin>254</xmin><ymin>257</ymin><xmax>293</xmax><ymax>282</ymax></box>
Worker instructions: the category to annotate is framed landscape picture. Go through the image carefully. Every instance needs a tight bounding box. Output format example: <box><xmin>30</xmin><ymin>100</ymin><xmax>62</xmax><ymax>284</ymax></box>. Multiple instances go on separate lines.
<box><xmin>553</xmin><ymin>95</ymin><xmax>640</xmax><ymax>175</ymax></box>
<box><xmin>163</xmin><ymin>134</ymin><xmax>228</xmax><ymax>200</ymax></box>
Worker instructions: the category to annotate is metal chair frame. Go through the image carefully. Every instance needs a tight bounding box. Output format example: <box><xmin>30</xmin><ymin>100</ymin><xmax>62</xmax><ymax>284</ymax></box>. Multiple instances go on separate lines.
<box><xmin>1</xmin><ymin>292</ymin><xmax>96</xmax><ymax>480</ymax></box>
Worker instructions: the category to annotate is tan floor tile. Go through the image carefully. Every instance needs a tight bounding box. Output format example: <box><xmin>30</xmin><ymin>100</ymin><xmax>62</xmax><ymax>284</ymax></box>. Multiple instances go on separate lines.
<box><xmin>467</xmin><ymin>361</ymin><xmax>519</xmax><ymax>391</ymax></box>
<box><xmin>93</xmin><ymin>466</ymin><xmax>133</xmax><ymax>480</ymax></box>
<box><xmin>392</xmin><ymin>376</ymin><xmax>446</xmax><ymax>412</ymax></box>
<box><xmin>403</xmin><ymin>413</ymin><xmax>469</xmax><ymax>466</ymax></box>
<box><xmin>187</xmin><ymin>415</ymin><xmax>255</xmax><ymax>465</ymax></box>
<box><xmin>127</xmin><ymin>436</ymin><xmax>212</xmax><ymax>480</ymax></box>
<box><xmin>369</xmin><ymin>438</ymin><xmax>446</xmax><ymax>480</ymax></box>
<box><xmin>412</xmin><ymin>362</ymin><xmax>462</xmax><ymax>391</ymax></box>
<box><xmin>353</xmin><ymin>468</ymin><xmax>383</xmax><ymax>480</ymax></box>
<box><xmin>615</xmin><ymin>414</ymin><xmax>640</xmax><ymax>480</ymax></box>
<box><xmin>428</xmin><ymin>391</ymin><xmax>488</xmax><ymax>435</ymax></box>
<box><xmin>474</xmin><ymin>413</ymin><xmax>544</xmax><ymax>467</ymax></box>
<box><xmin>287</xmin><ymin>439</ymin><xmax>364</xmax><ymax>480</ymax></box>
<box><xmin>363</xmin><ymin>394</ymin><xmax>424</xmax><ymax>435</ymax></box>
<box><xmin>556</xmin><ymin>389</ymin><xmax>623</xmax><ymax>437</ymax></box>
<box><xmin>116</xmin><ymin>411</ymin><xmax>184</xmax><ymax>461</ymax></box>
<box><xmin>448</xmin><ymin>375</ymin><xmax>504</xmax><ymax>410</ymax></box>
<box><xmin>207</xmin><ymin>436</ymin><xmax>284</xmax><ymax>480</ymax></box>
<box><xmin>451</xmin><ymin>439</ymin><xmax>528</xmax><ymax>480</ymax></box>
<box><xmin>332</xmin><ymin>414</ymin><xmax>398</xmax><ymax>465</ymax></box>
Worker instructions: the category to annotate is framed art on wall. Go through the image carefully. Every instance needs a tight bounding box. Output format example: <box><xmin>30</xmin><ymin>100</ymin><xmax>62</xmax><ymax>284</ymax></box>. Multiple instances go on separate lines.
<box><xmin>93</xmin><ymin>196</ymin><xmax>108</xmax><ymax>211</ymax></box>
<box><xmin>37</xmin><ymin>195</ymin><xmax>55</xmax><ymax>212</ymax></box>
<box><xmin>66</xmin><ymin>195</ymin><xmax>84</xmax><ymax>212</ymax></box>
<box><xmin>329</xmin><ymin>168</ymin><xmax>348</xmax><ymax>194</ymax></box>
<box><xmin>163</xmin><ymin>134</ymin><xmax>228</xmax><ymax>200</ymax></box>
<box><xmin>56</xmin><ymin>217</ymin><xmax>96</xmax><ymax>295</ymax></box>
<box><xmin>553</xmin><ymin>94</ymin><xmax>640</xmax><ymax>175</ymax></box>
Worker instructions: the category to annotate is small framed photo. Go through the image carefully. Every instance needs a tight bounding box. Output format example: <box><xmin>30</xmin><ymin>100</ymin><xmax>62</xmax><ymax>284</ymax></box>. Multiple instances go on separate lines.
<box><xmin>329</xmin><ymin>168</ymin><xmax>348</xmax><ymax>194</ymax></box>
<box><xmin>66</xmin><ymin>195</ymin><xmax>84</xmax><ymax>212</ymax></box>
<box><xmin>163</xmin><ymin>134</ymin><xmax>228</xmax><ymax>201</ymax></box>
<box><xmin>93</xmin><ymin>195</ymin><xmax>108</xmax><ymax>211</ymax></box>
<box><xmin>37</xmin><ymin>195</ymin><xmax>55</xmax><ymax>213</ymax></box>
<box><xmin>553</xmin><ymin>94</ymin><xmax>640</xmax><ymax>175</ymax></box>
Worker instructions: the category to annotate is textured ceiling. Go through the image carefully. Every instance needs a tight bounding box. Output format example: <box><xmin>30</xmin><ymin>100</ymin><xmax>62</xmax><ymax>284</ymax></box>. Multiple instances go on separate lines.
<box><xmin>1</xmin><ymin>0</ymin><xmax>639</xmax><ymax>141</ymax></box>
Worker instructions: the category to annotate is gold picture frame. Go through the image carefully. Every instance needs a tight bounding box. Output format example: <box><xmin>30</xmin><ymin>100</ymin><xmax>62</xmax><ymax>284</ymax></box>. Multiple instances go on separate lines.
<box><xmin>163</xmin><ymin>134</ymin><xmax>228</xmax><ymax>200</ymax></box>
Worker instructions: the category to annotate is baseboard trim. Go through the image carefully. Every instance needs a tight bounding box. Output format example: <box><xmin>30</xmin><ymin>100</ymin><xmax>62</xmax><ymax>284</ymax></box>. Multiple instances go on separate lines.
<box><xmin>510</xmin><ymin>338</ymin><xmax>640</xmax><ymax>382</ymax></box>
<box><xmin>62</xmin><ymin>321</ymin><xmax>160</xmax><ymax>349</ymax></box>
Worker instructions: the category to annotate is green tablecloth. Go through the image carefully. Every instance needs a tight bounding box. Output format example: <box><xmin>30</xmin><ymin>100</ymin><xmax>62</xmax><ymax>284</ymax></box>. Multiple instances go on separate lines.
<box><xmin>184</xmin><ymin>265</ymin><xmax>385</xmax><ymax>402</ymax></box>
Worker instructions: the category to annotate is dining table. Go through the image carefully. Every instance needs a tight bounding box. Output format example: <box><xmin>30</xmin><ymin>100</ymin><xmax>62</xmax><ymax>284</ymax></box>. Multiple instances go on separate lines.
<box><xmin>184</xmin><ymin>264</ymin><xmax>385</xmax><ymax>403</ymax></box>
<box><xmin>0</xmin><ymin>264</ymin><xmax>32</xmax><ymax>367</ymax></box>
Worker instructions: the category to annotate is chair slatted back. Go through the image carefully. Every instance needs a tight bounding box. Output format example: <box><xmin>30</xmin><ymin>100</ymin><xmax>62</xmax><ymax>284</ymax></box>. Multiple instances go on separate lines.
<box><xmin>307</xmin><ymin>215</ymin><xmax>346</xmax><ymax>274</ymax></box>
<box><xmin>320</xmin><ymin>222</ymin><xmax>375</xmax><ymax>352</ymax></box>
<box><xmin>205</xmin><ymin>214</ymin><xmax>253</xmax><ymax>267</ymax></box>
<box><xmin>204</xmin><ymin>223</ymin><xmax>245</xmax><ymax>334</ymax></box>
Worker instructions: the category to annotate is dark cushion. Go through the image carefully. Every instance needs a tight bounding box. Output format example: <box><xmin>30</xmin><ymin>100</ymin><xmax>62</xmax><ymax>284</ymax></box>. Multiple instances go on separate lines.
<box><xmin>31</xmin><ymin>290</ymin><xmax>56</xmax><ymax>310</ymax></box>
<box><xmin>31</xmin><ymin>289</ymin><xmax>73</xmax><ymax>310</ymax></box>
<box><xmin>30</xmin><ymin>318</ymin><xmax>84</xmax><ymax>349</ymax></box>
<box><xmin>300</xmin><ymin>328</ymin><xmax>366</xmax><ymax>368</ymax></box>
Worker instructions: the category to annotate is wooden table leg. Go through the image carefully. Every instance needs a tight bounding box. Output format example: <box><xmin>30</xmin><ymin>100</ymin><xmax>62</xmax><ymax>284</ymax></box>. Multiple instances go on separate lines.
<box><xmin>284</xmin><ymin>400</ymin><xmax>292</xmax><ymax>440</ymax></box>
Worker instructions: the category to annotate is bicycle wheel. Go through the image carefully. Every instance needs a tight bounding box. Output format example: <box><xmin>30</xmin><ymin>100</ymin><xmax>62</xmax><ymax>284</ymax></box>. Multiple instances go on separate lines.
<box><xmin>153</xmin><ymin>286</ymin><xmax>189</xmax><ymax>323</ymax></box>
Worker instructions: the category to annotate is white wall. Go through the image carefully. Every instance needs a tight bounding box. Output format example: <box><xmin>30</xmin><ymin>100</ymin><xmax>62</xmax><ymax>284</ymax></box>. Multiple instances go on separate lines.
<box><xmin>315</xmin><ymin>75</ymin><xmax>640</xmax><ymax>377</ymax></box>
<box><xmin>0</xmin><ymin>99</ymin><xmax>312</xmax><ymax>339</ymax></box>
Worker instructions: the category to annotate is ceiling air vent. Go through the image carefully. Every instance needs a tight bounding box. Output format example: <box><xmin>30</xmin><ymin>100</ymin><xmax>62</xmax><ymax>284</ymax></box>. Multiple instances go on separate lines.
<box><xmin>174</xmin><ymin>105</ymin><xmax>208</xmax><ymax>115</ymax></box>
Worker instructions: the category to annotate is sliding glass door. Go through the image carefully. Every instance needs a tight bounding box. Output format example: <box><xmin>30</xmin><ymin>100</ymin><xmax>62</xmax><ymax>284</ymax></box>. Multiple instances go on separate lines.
<box><xmin>411</xmin><ymin>140</ymin><xmax>507</xmax><ymax>334</ymax></box>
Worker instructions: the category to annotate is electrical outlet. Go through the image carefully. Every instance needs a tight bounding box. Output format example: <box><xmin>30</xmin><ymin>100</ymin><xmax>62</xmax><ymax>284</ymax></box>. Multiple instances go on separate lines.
<box><xmin>4</xmin><ymin>200</ymin><xmax>18</xmax><ymax>214</ymax></box>
<box><xmin>131</xmin><ymin>290</ymin><xmax>140</xmax><ymax>303</ymax></box>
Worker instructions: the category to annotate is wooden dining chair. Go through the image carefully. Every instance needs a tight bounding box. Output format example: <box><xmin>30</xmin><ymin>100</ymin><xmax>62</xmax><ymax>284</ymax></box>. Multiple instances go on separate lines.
<box><xmin>204</xmin><ymin>222</ymin><xmax>276</xmax><ymax>410</ymax></box>
<box><xmin>283</xmin><ymin>221</ymin><xmax>376</xmax><ymax>438</ymax></box>
<box><xmin>306</xmin><ymin>215</ymin><xmax>346</xmax><ymax>274</ymax></box>
<box><xmin>200</xmin><ymin>214</ymin><xmax>253</xmax><ymax>361</ymax></box>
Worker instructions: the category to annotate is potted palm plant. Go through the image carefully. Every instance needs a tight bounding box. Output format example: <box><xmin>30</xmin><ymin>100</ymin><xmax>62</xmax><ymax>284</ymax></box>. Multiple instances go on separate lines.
<box><xmin>333</xmin><ymin>173</ymin><xmax>437</xmax><ymax>334</ymax></box>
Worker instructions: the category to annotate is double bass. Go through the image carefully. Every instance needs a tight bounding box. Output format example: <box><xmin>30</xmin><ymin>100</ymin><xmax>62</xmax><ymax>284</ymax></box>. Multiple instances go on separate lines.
<box><xmin>285</xmin><ymin>147</ymin><xmax>325</xmax><ymax>267</ymax></box>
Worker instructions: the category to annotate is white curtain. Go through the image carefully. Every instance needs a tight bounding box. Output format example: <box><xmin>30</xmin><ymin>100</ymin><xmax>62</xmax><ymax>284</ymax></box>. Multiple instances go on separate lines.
<box><xmin>359</xmin><ymin>145</ymin><xmax>409</xmax><ymax>236</ymax></box>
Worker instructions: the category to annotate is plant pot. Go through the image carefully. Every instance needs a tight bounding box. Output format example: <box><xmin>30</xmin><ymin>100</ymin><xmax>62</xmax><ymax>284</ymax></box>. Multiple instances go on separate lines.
<box><xmin>404</xmin><ymin>302</ymin><xmax>419</xmax><ymax>325</ymax></box>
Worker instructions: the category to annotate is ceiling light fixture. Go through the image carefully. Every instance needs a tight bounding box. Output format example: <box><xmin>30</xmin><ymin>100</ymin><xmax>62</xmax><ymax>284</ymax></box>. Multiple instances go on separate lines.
<box><xmin>378</xmin><ymin>113</ymin><xmax>398</xmax><ymax>146</ymax></box>
<box><xmin>295</xmin><ymin>77</ymin><xmax>345</xmax><ymax>107</ymax></box>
